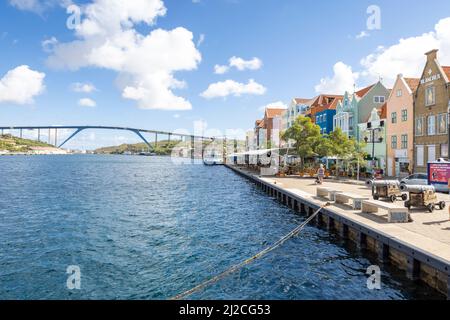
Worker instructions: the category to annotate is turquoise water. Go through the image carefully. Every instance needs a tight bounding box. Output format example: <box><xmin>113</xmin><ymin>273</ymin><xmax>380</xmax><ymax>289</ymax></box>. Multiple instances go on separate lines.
<box><xmin>0</xmin><ymin>155</ymin><xmax>444</xmax><ymax>299</ymax></box>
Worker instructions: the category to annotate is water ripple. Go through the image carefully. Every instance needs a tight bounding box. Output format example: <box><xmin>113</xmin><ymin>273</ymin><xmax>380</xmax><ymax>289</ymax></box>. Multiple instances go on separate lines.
<box><xmin>0</xmin><ymin>155</ymin><xmax>444</xmax><ymax>300</ymax></box>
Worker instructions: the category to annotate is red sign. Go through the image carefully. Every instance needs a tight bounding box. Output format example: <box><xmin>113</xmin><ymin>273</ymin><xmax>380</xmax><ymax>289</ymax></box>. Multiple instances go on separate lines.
<box><xmin>428</xmin><ymin>163</ymin><xmax>450</xmax><ymax>185</ymax></box>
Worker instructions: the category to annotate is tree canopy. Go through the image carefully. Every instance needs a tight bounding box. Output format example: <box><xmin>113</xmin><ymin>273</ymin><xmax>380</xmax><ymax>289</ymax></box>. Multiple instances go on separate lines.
<box><xmin>281</xmin><ymin>117</ymin><xmax>367</xmax><ymax>168</ymax></box>
<box><xmin>281</xmin><ymin>116</ymin><xmax>329</xmax><ymax>167</ymax></box>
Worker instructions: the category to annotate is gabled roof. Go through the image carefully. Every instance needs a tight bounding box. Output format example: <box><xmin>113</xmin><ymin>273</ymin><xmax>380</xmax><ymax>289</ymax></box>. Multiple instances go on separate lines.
<box><xmin>314</xmin><ymin>97</ymin><xmax>342</xmax><ymax>114</ymax></box>
<box><xmin>264</xmin><ymin>108</ymin><xmax>285</xmax><ymax>119</ymax></box>
<box><xmin>309</xmin><ymin>94</ymin><xmax>343</xmax><ymax>107</ymax></box>
<box><xmin>293</xmin><ymin>98</ymin><xmax>311</xmax><ymax>105</ymax></box>
<box><xmin>355</xmin><ymin>84</ymin><xmax>375</xmax><ymax>98</ymax></box>
<box><xmin>404</xmin><ymin>78</ymin><xmax>420</xmax><ymax>92</ymax></box>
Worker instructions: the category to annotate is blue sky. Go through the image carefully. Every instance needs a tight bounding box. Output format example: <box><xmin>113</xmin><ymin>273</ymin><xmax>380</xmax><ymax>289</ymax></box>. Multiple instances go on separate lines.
<box><xmin>1</xmin><ymin>0</ymin><xmax>450</xmax><ymax>149</ymax></box>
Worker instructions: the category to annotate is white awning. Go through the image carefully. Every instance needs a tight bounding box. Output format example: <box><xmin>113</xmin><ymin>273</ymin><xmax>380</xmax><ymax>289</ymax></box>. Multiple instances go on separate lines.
<box><xmin>228</xmin><ymin>148</ymin><xmax>290</xmax><ymax>157</ymax></box>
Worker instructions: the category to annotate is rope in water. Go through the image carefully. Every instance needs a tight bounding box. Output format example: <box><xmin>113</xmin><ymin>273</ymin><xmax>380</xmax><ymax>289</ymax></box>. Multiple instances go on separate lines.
<box><xmin>170</xmin><ymin>202</ymin><xmax>331</xmax><ymax>300</ymax></box>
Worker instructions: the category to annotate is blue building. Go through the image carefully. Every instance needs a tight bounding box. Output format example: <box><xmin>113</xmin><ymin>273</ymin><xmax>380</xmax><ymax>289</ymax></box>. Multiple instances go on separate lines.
<box><xmin>315</xmin><ymin>109</ymin><xmax>336</xmax><ymax>135</ymax></box>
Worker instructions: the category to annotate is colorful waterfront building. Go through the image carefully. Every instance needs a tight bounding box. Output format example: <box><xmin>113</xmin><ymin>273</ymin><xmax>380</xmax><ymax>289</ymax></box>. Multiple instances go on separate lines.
<box><xmin>285</xmin><ymin>98</ymin><xmax>312</xmax><ymax>129</ymax></box>
<box><xmin>254</xmin><ymin>119</ymin><xmax>265</xmax><ymax>150</ymax></box>
<box><xmin>386</xmin><ymin>74</ymin><xmax>419</xmax><ymax>177</ymax></box>
<box><xmin>334</xmin><ymin>82</ymin><xmax>390</xmax><ymax>140</ymax></box>
<box><xmin>312</xmin><ymin>96</ymin><xmax>342</xmax><ymax>135</ymax></box>
<box><xmin>255</xmin><ymin>107</ymin><xmax>286</xmax><ymax>149</ymax></box>
<box><xmin>309</xmin><ymin>95</ymin><xmax>343</xmax><ymax>125</ymax></box>
<box><xmin>358</xmin><ymin>105</ymin><xmax>387</xmax><ymax>172</ymax></box>
<box><xmin>413</xmin><ymin>49</ymin><xmax>450</xmax><ymax>173</ymax></box>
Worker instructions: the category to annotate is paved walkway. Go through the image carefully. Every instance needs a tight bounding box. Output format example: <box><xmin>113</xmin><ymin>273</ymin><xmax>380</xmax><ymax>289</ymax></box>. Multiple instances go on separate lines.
<box><xmin>236</xmin><ymin>167</ymin><xmax>450</xmax><ymax>263</ymax></box>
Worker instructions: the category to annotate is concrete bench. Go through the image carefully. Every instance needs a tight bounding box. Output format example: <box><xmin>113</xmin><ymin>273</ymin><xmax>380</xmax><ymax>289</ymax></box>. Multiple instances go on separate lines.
<box><xmin>316</xmin><ymin>187</ymin><xmax>343</xmax><ymax>201</ymax></box>
<box><xmin>316</xmin><ymin>187</ymin><xmax>334</xmax><ymax>198</ymax></box>
<box><xmin>335</xmin><ymin>193</ymin><xmax>370</xmax><ymax>210</ymax></box>
<box><xmin>361</xmin><ymin>200</ymin><xmax>410</xmax><ymax>223</ymax></box>
<box><xmin>329</xmin><ymin>190</ymin><xmax>344</xmax><ymax>201</ymax></box>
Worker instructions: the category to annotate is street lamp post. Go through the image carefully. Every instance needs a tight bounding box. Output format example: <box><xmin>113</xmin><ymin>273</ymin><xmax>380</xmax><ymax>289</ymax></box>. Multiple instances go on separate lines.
<box><xmin>364</xmin><ymin>120</ymin><xmax>385</xmax><ymax>176</ymax></box>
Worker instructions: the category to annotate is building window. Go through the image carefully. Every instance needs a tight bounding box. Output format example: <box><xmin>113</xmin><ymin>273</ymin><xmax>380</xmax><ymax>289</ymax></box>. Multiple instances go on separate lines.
<box><xmin>396</xmin><ymin>89</ymin><xmax>402</xmax><ymax>97</ymax></box>
<box><xmin>401</xmin><ymin>109</ymin><xmax>408</xmax><ymax>122</ymax></box>
<box><xmin>442</xmin><ymin>144</ymin><xmax>449</xmax><ymax>157</ymax></box>
<box><xmin>391</xmin><ymin>112</ymin><xmax>397</xmax><ymax>124</ymax></box>
<box><xmin>416</xmin><ymin>145</ymin><xmax>424</xmax><ymax>167</ymax></box>
<box><xmin>374</xmin><ymin>96</ymin><xmax>385</xmax><ymax>103</ymax></box>
<box><xmin>438</xmin><ymin>113</ymin><xmax>448</xmax><ymax>134</ymax></box>
<box><xmin>428</xmin><ymin>115</ymin><xmax>436</xmax><ymax>136</ymax></box>
<box><xmin>323</xmin><ymin>114</ymin><xmax>327</xmax><ymax>122</ymax></box>
<box><xmin>415</xmin><ymin>117</ymin><xmax>424</xmax><ymax>136</ymax></box>
<box><xmin>425</xmin><ymin>86</ymin><xmax>436</xmax><ymax>106</ymax></box>
<box><xmin>428</xmin><ymin>145</ymin><xmax>436</xmax><ymax>163</ymax></box>
<box><xmin>401</xmin><ymin>134</ymin><xmax>408</xmax><ymax>149</ymax></box>
<box><xmin>391</xmin><ymin>136</ymin><xmax>397</xmax><ymax>149</ymax></box>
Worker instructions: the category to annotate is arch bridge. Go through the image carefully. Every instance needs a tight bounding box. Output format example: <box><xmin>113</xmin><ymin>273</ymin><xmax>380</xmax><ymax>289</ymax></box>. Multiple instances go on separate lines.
<box><xmin>0</xmin><ymin>125</ymin><xmax>217</xmax><ymax>157</ymax></box>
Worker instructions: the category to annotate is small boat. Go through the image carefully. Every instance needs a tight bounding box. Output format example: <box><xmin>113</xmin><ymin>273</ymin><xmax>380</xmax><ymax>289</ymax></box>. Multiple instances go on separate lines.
<box><xmin>203</xmin><ymin>157</ymin><xmax>224</xmax><ymax>166</ymax></box>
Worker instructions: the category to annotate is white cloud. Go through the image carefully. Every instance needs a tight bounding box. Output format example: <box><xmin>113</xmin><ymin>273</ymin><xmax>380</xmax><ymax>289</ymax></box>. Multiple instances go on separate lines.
<box><xmin>356</xmin><ymin>31</ymin><xmax>370</xmax><ymax>39</ymax></box>
<box><xmin>45</xmin><ymin>0</ymin><xmax>201</xmax><ymax>111</ymax></box>
<box><xmin>200</xmin><ymin>79</ymin><xmax>266</xmax><ymax>99</ymax></box>
<box><xmin>318</xmin><ymin>17</ymin><xmax>450</xmax><ymax>92</ymax></box>
<box><xmin>78</xmin><ymin>98</ymin><xmax>96</xmax><ymax>107</ymax></box>
<box><xmin>214</xmin><ymin>64</ymin><xmax>229</xmax><ymax>74</ymax></box>
<box><xmin>214</xmin><ymin>56</ymin><xmax>262</xmax><ymax>74</ymax></box>
<box><xmin>229</xmin><ymin>56</ymin><xmax>262</xmax><ymax>71</ymax></box>
<box><xmin>0</xmin><ymin>65</ymin><xmax>46</xmax><ymax>105</ymax></box>
<box><xmin>314</xmin><ymin>62</ymin><xmax>359</xmax><ymax>94</ymax></box>
<box><xmin>71</xmin><ymin>82</ymin><xmax>97</xmax><ymax>93</ymax></box>
<box><xmin>197</xmin><ymin>33</ymin><xmax>205</xmax><ymax>46</ymax></box>
<box><xmin>259</xmin><ymin>101</ymin><xmax>287</xmax><ymax>112</ymax></box>
<box><xmin>360</xmin><ymin>17</ymin><xmax>450</xmax><ymax>85</ymax></box>
<box><xmin>9</xmin><ymin>0</ymin><xmax>70</xmax><ymax>13</ymax></box>
<box><xmin>10</xmin><ymin>0</ymin><xmax>43</xmax><ymax>12</ymax></box>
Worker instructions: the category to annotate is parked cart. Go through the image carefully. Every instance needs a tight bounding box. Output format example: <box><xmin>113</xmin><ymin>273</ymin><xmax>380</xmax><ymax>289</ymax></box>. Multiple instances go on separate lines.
<box><xmin>371</xmin><ymin>180</ymin><xmax>407</xmax><ymax>203</ymax></box>
<box><xmin>403</xmin><ymin>185</ymin><xmax>446</xmax><ymax>212</ymax></box>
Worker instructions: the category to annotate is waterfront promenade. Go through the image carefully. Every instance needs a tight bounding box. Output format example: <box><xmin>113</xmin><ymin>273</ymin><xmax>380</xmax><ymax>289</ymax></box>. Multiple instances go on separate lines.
<box><xmin>228</xmin><ymin>165</ymin><xmax>450</xmax><ymax>297</ymax></box>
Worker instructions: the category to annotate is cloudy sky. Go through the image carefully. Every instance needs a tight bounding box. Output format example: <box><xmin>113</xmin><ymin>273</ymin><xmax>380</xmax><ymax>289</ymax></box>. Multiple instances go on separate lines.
<box><xmin>1</xmin><ymin>0</ymin><xmax>450</xmax><ymax>149</ymax></box>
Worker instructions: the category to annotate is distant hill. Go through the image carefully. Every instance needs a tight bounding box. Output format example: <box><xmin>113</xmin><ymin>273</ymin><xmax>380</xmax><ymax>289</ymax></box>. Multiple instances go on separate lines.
<box><xmin>0</xmin><ymin>134</ymin><xmax>54</xmax><ymax>152</ymax></box>
<box><xmin>94</xmin><ymin>140</ymin><xmax>183</xmax><ymax>155</ymax></box>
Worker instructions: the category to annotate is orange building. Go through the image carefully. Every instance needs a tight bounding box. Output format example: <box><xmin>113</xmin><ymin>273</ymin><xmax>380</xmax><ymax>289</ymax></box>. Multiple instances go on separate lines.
<box><xmin>386</xmin><ymin>74</ymin><xmax>419</xmax><ymax>177</ymax></box>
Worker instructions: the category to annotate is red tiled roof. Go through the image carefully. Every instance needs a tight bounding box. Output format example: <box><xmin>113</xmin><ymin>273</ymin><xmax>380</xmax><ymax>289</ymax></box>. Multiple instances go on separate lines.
<box><xmin>404</xmin><ymin>78</ymin><xmax>420</xmax><ymax>92</ymax></box>
<box><xmin>355</xmin><ymin>84</ymin><xmax>375</xmax><ymax>98</ymax></box>
<box><xmin>443</xmin><ymin>66</ymin><xmax>450</xmax><ymax>80</ymax></box>
<box><xmin>294</xmin><ymin>98</ymin><xmax>311</xmax><ymax>105</ymax></box>
<box><xmin>314</xmin><ymin>98</ymin><xmax>342</xmax><ymax>114</ymax></box>
<box><xmin>308</xmin><ymin>95</ymin><xmax>343</xmax><ymax>116</ymax></box>
<box><xmin>265</xmin><ymin>108</ymin><xmax>285</xmax><ymax>119</ymax></box>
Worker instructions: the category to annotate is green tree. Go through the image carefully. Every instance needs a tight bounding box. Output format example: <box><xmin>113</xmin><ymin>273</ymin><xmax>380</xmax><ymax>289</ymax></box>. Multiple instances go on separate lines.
<box><xmin>328</xmin><ymin>128</ymin><xmax>367</xmax><ymax>178</ymax></box>
<box><xmin>281</xmin><ymin>116</ymin><xmax>327</xmax><ymax>169</ymax></box>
